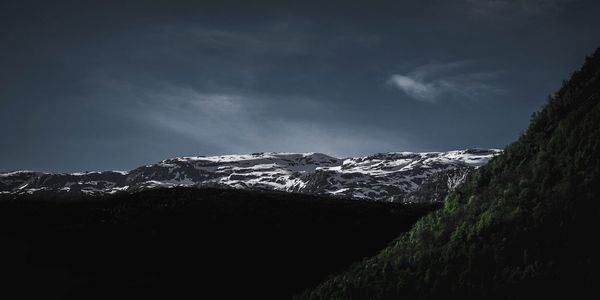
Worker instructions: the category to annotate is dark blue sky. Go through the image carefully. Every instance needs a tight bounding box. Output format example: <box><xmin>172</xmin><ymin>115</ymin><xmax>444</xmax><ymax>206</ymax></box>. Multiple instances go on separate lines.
<box><xmin>1</xmin><ymin>0</ymin><xmax>599</xmax><ymax>172</ymax></box>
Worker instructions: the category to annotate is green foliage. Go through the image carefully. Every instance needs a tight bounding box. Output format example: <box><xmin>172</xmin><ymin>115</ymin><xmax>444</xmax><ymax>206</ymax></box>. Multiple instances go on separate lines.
<box><xmin>300</xmin><ymin>48</ymin><xmax>600</xmax><ymax>299</ymax></box>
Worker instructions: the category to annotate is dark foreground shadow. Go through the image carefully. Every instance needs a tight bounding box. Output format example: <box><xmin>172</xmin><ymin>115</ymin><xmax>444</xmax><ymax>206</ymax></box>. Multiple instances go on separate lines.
<box><xmin>0</xmin><ymin>188</ymin><xmax>439</xmax><ymax>300</ymax></box>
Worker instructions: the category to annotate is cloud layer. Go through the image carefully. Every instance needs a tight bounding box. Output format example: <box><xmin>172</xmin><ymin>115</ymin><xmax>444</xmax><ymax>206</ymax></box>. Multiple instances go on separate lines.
<box><xmin>105</xmin><ymin>82</ymin><xmax>406</xmax><ymax>158</ymax></box>
<box><xmin>388</xmin><ymin>61</ymin><xmax>504</xmax><ymax>102</ymax></box>
<box><xmin>2</xmin><ymin>0</ymin><xmax>597</xmax><ymax>172</ymax></box>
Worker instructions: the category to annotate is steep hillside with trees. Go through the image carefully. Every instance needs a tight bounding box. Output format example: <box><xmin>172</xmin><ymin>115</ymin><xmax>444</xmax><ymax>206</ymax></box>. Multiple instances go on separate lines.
<box><xmin>301</xmin><ymin>49</ymin><xmax>600</xmax><ymax>299</ymax></box>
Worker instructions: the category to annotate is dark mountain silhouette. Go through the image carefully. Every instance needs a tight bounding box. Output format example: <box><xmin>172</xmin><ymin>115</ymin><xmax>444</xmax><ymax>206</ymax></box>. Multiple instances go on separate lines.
<box><xmin>0</xmin><ymin>188</ymin><xmax>439</xmax><ymax>299</ymax></box>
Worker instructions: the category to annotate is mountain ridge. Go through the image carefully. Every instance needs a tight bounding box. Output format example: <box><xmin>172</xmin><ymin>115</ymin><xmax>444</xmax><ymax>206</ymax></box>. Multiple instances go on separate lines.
<box><xmin>1</xmin><ymin>149</ymin><xmax>500</xmax><ymax>201</ymax></box>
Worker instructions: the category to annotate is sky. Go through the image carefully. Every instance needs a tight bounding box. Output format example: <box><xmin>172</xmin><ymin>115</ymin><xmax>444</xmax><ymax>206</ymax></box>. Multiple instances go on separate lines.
<box><xmin>1</xmin><ymin>0</ymin><xmax>599</xmax><ymax>172</ymax></box>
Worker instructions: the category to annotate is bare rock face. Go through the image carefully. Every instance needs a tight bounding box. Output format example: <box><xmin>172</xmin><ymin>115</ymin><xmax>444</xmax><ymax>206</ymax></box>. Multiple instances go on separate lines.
<box><xmin>0</xmin><ymin>149</ymin><xmax>500</xmax><ymax>202</ymax></box>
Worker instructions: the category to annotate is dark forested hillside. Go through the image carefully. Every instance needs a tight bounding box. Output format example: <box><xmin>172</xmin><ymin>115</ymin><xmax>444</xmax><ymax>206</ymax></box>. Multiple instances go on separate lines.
<box><xmin>0</xmin><ymin>188</ymin><xmax>438</xmax><ymax>300</ymax></box>
<box><xmin>300</xmin><ymin>49</ymin><xmax>600</xmax><ymax>299</ymax></box>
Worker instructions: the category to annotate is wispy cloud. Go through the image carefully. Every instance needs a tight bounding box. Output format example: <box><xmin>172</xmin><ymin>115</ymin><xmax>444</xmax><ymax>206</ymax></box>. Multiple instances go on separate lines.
<box><xmin>153</xmin><ymin>24</ymin><xmax>313</xmax><ymax>57</ymax></box>
<box><xmin>388</xmin><ymin>61</ymin><xmax>504</xmax><ymax>102</ymax></box>
<box><xmin>141</xmin><ymin>86</ymin><xmax>403</xmax><ymax>156</ymax></box>
<box><xmin>88</xmin><ymin>80</ymin><xmax>407</xmax><ymax>157</ymax></box>
<box><xmin>388</xmin><ymin>75</ymin><xmax>439</xmax><ymax>102</ymax></box>
<box><xmin>463</xmin><ymin>0</ymin><xmax>576</xmax><ymax>19</ymax></box>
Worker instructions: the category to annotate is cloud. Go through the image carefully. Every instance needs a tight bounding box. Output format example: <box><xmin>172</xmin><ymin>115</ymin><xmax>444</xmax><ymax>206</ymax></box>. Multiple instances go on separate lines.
<box><xmin>88</xmin><ymin>80</ymin><xmax>407</xmax><ymax>157</ymax></box>
<box><xmin>153</xmin><ymin>24</ymin><xmax>313</xmax><ymax>58</ymax></box>
<box><xmin>388</xmin><ymin>75</ymin><xmax>439</xmax><ymax>102</ymax></box>
<box><xmin>388</xmin><ymin>61</ymin><xmax>504</xmax><ymax>102</ymax></box>
<box><xmin>142</xmin><ymin>88</ymin><xmax>402</xmax><ymax>157</ymax></box>
<box><xmin>463</xmin><ymin>0</ymin><xmax>576</xmax><ymax>19</ymax></box>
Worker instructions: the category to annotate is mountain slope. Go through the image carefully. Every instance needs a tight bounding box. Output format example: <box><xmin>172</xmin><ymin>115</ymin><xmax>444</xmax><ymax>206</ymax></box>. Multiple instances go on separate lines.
<box><xmin>300</xmin><ymin>49</ymin><xmax>600</xmax><ymax>299</ymax></box>
<box><xmin>0</xmin><ymin>188</ymin><xmax>439</xmax><ymax>300</ymax></box>
<box><xmin>0</xmin><ymin>149</ymin><xmax>499</xmax><ymax>202</ymax></box>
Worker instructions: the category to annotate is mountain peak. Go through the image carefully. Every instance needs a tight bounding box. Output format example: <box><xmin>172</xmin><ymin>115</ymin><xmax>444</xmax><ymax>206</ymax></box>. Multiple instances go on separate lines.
<box><xmin>1</xmin><ymin>149</ymin><xmax>499</xmax><ymax>201</ymax></box>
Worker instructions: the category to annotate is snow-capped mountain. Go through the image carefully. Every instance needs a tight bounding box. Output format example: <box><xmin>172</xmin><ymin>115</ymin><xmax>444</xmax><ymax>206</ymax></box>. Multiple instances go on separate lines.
<box><xmin>0</xmin><ymin>149</ymin><xmax>500</xmax><ymax>202</ymax></box>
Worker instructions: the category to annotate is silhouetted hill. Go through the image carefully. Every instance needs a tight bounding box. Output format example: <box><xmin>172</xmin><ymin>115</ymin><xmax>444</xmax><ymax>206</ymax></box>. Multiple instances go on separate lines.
<box><xmin>0</xmin><ymin>188</ymin><xmax>439</xmax><ymax>300</ymax></box>
<box><xmin>299</xmin><ymin>49</ymin><xmax>600</xmax><ymax>299</ymax></box>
